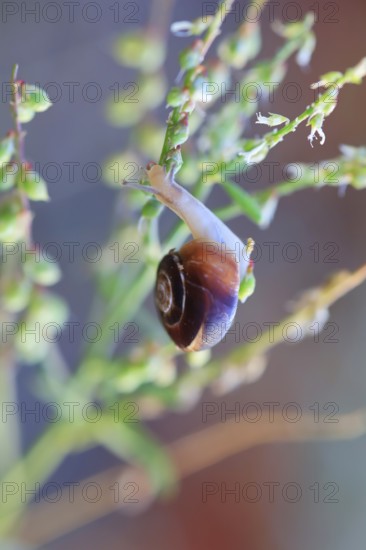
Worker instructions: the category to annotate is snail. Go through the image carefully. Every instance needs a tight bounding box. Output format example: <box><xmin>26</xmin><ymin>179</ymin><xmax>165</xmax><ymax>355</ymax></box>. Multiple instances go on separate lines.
<box><xmin>125</xmin><ymin>163</ymin><xmax>255</xmax><ymax>351</ymax></box>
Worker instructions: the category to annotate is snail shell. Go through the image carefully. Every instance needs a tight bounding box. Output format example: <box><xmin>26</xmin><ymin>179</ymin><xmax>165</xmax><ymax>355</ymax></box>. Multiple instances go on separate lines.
<box><xmin>124</xmin><ymin>163</ymin><xmax>252</xmax><ymax>351</ymax></box>
<box><xmin>155</xmin><ymin>238</ymin><xmax>240</xmax><ymax>351</ymax></box>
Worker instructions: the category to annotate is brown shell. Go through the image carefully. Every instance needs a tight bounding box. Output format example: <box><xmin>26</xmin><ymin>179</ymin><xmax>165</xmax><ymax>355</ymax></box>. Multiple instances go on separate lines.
<box><xmin>155</xmin><ymin>239</ymin><xmax>240</xmax><ymax>351</ymax></box>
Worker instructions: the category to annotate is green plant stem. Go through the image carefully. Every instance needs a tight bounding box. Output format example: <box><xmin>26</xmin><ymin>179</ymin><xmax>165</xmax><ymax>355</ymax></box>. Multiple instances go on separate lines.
<box><xmin>215</xmin><ymin>262</ymin><xmax>366</xmax><ymax>368</ymax></box>
<box><xmin>10</xmin><ymin>64</ymin><xmax>31</xmax><ymax>216</ymax></box>
<box><xmin>2</xmin><ymin>17</ymin><xmax>365</xmax><ymax>543</ymax></box>
<box><xmin>260</xmin><ymin>60</ymin><xmax>366</xmax><ymax>151</ymax></box>
<box><xmin>88</xmin><ymin>7</ymin><xmax>341</xmax><ymax>363</ymax></box>
<box><xmin>0</xmin><ymin>422</ymin><xmax>89</xmax><ymax>537</ymax></box>
<box><xmin>159</xmin><ymin>0</ymin><xmax>236</xmax><ymax>166</ymax></box>
<box><xmin>78</xmin><ymin>117</ymin><xmax>366</xmax><ymax>364</ymax></box>
<box><xmin>15</xmin><ymin>409</ymin><xmax>366</xmax><ymax>545</ymax></box>
<box><xmin>0</xmin><ymin>362</ymin><xmax>21</xmax><ymax>476</ymax></box>
<box><xmin>147</xmin><ymin>262</ymin><xmax>366</xmax><ymax>400</ymax></box>
<box><xmin>200</xmin><ymin>0</ymin><xmax>236</xmax><ymax>58</ymax></box>
<box><xmin>10</xmin><ymin>64</ymin><xmax>25</xmax><ymax>166</ymax></box>
<box><xmin>2</xmin><ymin>262</ymin><xmax>365</xmax><ymax>540</ymax></box>
<box><xmin>81</xmin><ymin>264</ymin><xmax>155</xmax><ymax>362</ymax></box>
<box><xmin>0</xmin><ymin>65</ymin><xmax>30</xmax><ymax>476</ymax></box>
<box><xmin>81</xmin><ymin>0</ymin><xmax>237</xmax><ymax>362</ymax></box>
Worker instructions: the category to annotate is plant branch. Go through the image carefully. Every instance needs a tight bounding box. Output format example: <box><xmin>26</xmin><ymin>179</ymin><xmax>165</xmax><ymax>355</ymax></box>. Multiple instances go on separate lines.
<box><xmin>16</xmin><ymin>408</ymin><xmax>366</xmax><ymax>547</ymax></box>
<box><xmin>10</xmin><ymin>64</ymin><xmax>25</xmax><ymax>166</ymax></box>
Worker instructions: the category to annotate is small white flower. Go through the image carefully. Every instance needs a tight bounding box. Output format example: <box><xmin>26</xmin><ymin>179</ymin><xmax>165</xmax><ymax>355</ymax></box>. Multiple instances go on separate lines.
<box><xmin>307</xmin><ymin>112</ymin><xmax>326</xmax><ymax>147</ymax></box>
<box><xmin>256</xmin><ymin>112</ymin><xmax>289</xmax><ymax>127</ymax></box>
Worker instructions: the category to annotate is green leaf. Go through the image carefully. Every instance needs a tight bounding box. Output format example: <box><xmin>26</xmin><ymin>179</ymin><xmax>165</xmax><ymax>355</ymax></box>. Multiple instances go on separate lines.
<box><xmin>96</xmin><ymin>415</ymin><xmax>176</xmax><ymax>495</ymax></box>
<box><xmin>296</xmin><ymin>32</ymin><xmax>316</xmax><ymax>67</ymax></box>
<box><xmin>141</xmin><ymin>197</ymin><xmax>163</xmax><ymax>219</ymax></box>
<box><xmin>15</xmin><ymin>292</ymin><xmax>69</xmax><ymax>364</ymax></box>
<box><xmin>221</xmin><ymin>180</ymin><xmax>262</xmax><ymax>224</ymax></box>
<box><xmin>17</xmin><ymin>106</ymin><xmax>36</xmax><ymax>123</ymax></box>
<box><xmin>240</xmin><ymin>139</ymin><xmax>269</xmax><ymax>163</ymax></box>
<box><xmin>1</xmin><ymin>278</ymin><xmax>32</xmax><ymax>313</ymax></box>
<box><xmin>218</xmin><ymin>23</ymin><xmax>261</xmax><ymax>69</ymax></box>
<box><xmin>20</xmin><ymin>84</ymin><xmax>52</xmax><ymax>113</ymax></box>
<box><xmin>23</xmin><ymin>256</ymin><xmax>62</xmax><ymax>286</ymax></box>
<box><xmin>256</xmin><ymin>112</ymin><xmax>289</xmax><ymax>127</ymax></box>
<box><xmin>113</xmin><ymin>31</ymin><xmax>165</xmax><ymax>72</ymax></box>
<box><xmin>19</xmin><ymin>169</ymin><xmax>49</xmax><ymax>201</ymax></box>
<box><xmin>166</xmin><ymin>86</ymin><xmax>190</xmax><ymax>108</ymax></box>
<box><xmin>179</xmin><ymin>41</ymin><xmax>204</xmax><ymax>70</ymax></box>
<box><xmin>134</xmin><ymin>122</ymin><xmax>166</xmax><ymax>159</ymax></box>
<box><xmin>0</xmin><ymin>196</ymin><xmax>28</xmax><ymax>242</ymax></box>
<box><xmin>0</xmin><ymin>163</ymin><xmax>17</xmax><ymax>191</ymax></box>
<box><xmin>0</xmin><ymin>135</ymin><xmax>15</xmax><ymax>164</ymax></box>
<box><xmin>105</xmin><ymin>98</ymin><xmax>145</xmax><ymax>127</ymax></box>
<box><xmin>238</xmin><ymin>270</ymin><xmax>256</xmax><ymax>303</ymax></box>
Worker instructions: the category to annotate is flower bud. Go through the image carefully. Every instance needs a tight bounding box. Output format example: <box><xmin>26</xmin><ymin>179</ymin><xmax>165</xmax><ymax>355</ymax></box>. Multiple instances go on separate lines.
<box><xmin>171</xmin><ymin>17</ymin><xmax>213</xmax><ymax>37</ymax></box>
<box><xmin>218</xmin><ymin>23</ymin><xmax>261</xmax><ymax>69</ymax></box>
<box><xmin>179</xmin><ymin>40</ymin><xmax>204</xmax><ymax>70</ymax></box>
<box><xmin>20</xmin><ymin>83</ymin><xmax>52</xmax><ymax>113</ymax></box>
<box><xmin>2</xmin><ymin>278</ymin><xmax>32</xmax><ymax>313</ymax></box>
<box><xmin>238</xmin><ymin>261</ymin><xmax>256</xmax><ymax>303</ymax></box>
<box><xmin>186</xmin><ymin>349</ymin><xmax>211</xmax><ymax>368</ymax></box>
<box><xmin>18</xmin><ymin>163</ymin><xmax>49</xmax><ymax>201</ymax></box>
<box><xmin>307</xmin><ymin>112</ymin><xmax>326</xmax><ymax>147</ymax></box>
<box><xmin>204</xmin><ymin>60</ymin><xmax>231</xmax><ymax>100</ymax></box>
<box><xmin>351</xmin><ymin>166</ymin><xmax>366</xmax><ymax>190</ymax></box>
<box><xmin>135</xmin><ymin>123</ymin><xmax>165</xmax><ymax>159</ymax></box>
<box><xmin>345</xmin><ymin>57</ymin><xmax>366</xmax><ymax>84</ymax></box>
<box><xmin>164</xmin><ymin>146</ymin><xmax>183</xmax><ymax>176</ymax></box>
<box><xmin>169</xmin><ymin>114</ymin><xmax>189</xmax><ymax>148</ymax></box>
<box><xmin>166</xmin><ymin>87</ymin><xmax>190</xmax><ymax>108</ymax></box>
<box><xmin>256</xmin><ymin>112</ymin><xmax>289</xmax><ymax>127</ymax></box>
<box><xmin>296</xmin><ymin>32</ymin><xmax>316</xmax><ymax>67</ymax></box>
<box><xmin>106</xmin><ymin>98</ymin><xmax>144</xmax><ymax>127</ymax></box>
<box><xmin>339</xmin><ymin>144</ymin><xmax>366</xmax><ymax>160</ymax></box>
<box><xmin>138</xmin><ymin>74</ymin><xmax>167</xmax><ymax>110</ymax></box>
<box><xmin>240</xmin><ymin>140</ymin><xmax>269</xmax><ymax>163</ymax></box>
<box><xmin>0</xmin><ymin>162</ymin><xmax>17</xmax><ymax>191</ymax></box>
<box><xmin>273</xmin><ymin>12</ymin><xmax>315</xmax><ymax>39</ymax></box>
<box><xmin>23</xmin><ymin>252</ymin><xmax>62</xmax><ymax>286</ymax></box>
<box><xmin>113</xmin><ymin>31</ymin><xmax>165</xmax><ymax>72</ymax></box>
<box><xmin>15</xmin><ymin>292</ymin><xmax>68</xmax><ymax>364</ymax></box>
<box><xmin>0</xmin><ymin>134</ymin><xmax>15</xmax><ymax>164</ymax></box>
<box><xmin>17</xmin><ymin>106</ymin><xmax>36</xmax><ymax>123</ymax></box>
<box><xmin>0</xmin><ymin>196</ymin><xmax>29</xmax><ymax>242</ymax></box>
<box><xmin>258</xmin><ymin>192</ymin><xmax>279</xmax><ymax>229</ymax></box>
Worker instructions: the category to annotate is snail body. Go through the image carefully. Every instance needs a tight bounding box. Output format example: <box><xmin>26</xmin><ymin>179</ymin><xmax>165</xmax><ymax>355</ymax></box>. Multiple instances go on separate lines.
<box><xmin>126</xmin><ymin>163</ymin><xmax>254</xmax><ymax>351</ymax></box>
<box><xmin>147</xmin><ymin>164</ymin><xmax>249</xmax><ymax>279</ymax></box>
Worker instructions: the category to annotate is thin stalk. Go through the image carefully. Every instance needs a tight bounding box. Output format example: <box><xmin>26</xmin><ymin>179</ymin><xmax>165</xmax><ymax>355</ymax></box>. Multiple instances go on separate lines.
<box><xmin>10</xmin><ymin>64</ymin><xmax>25</xmax><ymax>165</ymax></box>
<box><xmin>0</xmin><ymin>360</ymin><xmax>20</xmax><ymax>476</ymax></box>
<box><xmin>0</xmin><ymin>422</ymin><xmax>88</xmax><ymax>537</ymax></box>
<box><xmin>0</xmin><ymin>65</ymin><xmax>31</xmax><ymax>475</ymax></box>
<box><xmin>16</xmin><ymin>408</ymin><xmax>366</xmax><ymax>546</ymax></box>
<box><xmin>10</xmin><ymin>64</ymin><xmax>30</xmax><ymax>215</ymax></box>
<box><xmin>159</xmin><ymin>0</ymin><xmax>236</xmax><ymax>165</ymax></box>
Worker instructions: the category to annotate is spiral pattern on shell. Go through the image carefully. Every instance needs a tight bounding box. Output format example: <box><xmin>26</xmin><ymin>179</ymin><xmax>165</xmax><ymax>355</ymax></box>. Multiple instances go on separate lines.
<box><xmin>155</xmin><ymin>239</ymin><xmax>240</xmax><ymax>351</ymax></box>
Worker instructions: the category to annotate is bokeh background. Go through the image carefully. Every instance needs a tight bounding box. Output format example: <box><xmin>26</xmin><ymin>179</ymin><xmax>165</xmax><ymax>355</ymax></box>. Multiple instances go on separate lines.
<box><xmin>1</xmin><ymin>0</ymin><xmax>366</xmax><ymax>548</ymax></box>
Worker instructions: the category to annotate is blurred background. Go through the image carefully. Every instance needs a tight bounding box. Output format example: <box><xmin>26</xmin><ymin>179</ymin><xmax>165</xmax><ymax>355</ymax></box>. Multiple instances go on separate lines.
<box><xmin>1</xmin><ymin>0</ymin><xmax>366</xmax><ymax>548</ymax></box>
